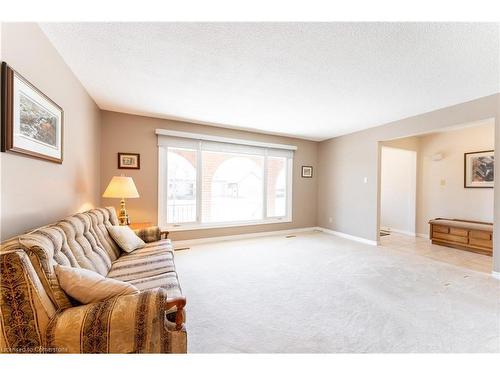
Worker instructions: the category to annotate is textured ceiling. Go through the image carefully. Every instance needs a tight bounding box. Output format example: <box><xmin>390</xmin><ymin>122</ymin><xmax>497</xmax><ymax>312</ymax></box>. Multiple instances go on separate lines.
<box><xmin>40</xmin><ymin>23</ymin><xmax>499</xmax><ymax>141</ymax></box>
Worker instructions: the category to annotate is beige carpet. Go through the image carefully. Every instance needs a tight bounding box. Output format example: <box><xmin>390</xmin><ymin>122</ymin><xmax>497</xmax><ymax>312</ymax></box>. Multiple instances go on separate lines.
<box><xmin>174</xmin><ymin>231</ymin><xmax>500</xmax><ymax>353</ymax></box>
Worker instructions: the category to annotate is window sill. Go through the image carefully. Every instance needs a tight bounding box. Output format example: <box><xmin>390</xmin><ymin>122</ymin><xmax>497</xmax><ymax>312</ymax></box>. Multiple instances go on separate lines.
<box><xmin>163</xmin><ymin>217</ymin><xmax>292</xmax><ymax>232</ymax></box>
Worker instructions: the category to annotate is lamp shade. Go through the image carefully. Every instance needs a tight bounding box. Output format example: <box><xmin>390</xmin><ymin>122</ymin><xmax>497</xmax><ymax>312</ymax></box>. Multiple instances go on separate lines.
<box><xmin>102</xmin><ymin>176</ymin><xmax>140</xmax><ymax>198</ymax></box>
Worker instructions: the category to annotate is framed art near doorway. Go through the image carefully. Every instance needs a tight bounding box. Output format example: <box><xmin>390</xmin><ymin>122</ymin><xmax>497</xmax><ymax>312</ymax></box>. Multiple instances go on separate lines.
<box><xmin>464</xmin><ymin>150</ymin><xmax>494</xmax><ymax>188</ymax></box>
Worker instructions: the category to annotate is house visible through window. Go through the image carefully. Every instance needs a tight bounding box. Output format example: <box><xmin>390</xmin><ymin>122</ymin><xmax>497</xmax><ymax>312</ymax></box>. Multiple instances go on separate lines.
<box><xmin>166</xmin><ymin>148</ymin><xmax>197</xmax><ymax>223</ymax></box>
<box><xmin>158</xmin><ymin>132</ymin><xmax>294</xmax><ymax>229</ymax></box>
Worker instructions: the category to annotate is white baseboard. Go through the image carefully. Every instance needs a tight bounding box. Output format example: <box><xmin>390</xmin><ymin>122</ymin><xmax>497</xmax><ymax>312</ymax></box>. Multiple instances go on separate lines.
<box><xmin>390</xmin><ymin>228</ymin><xmax>416</xmax><ymax>237</ymax></box>
<box><xmin>416</xmin><ymin>233</ymin><xmax>430</xmax><ymax>239</ymax></box>
<box><xmin>172</xmin><ymin>227</ymin><xmax>318</xmax><ymax>249</ymax></box>
<box><xmin>492</xmin><ymin>271</ymin><xmax>500</xmax><ymax>280</ymax></box>
<box><xmin>173</xmin><ymin>225</ymin><xmax>382</xmax><ymax>249</ymax></box>
<box><xmin>380</xmin><ymin>227</ymin><xmax>417</xmax><ymax>237</ymax></box>
<box><xmin>316</xmin><ymin>227</ymin><xmax>378</xmax><ymax>246</ymax></box>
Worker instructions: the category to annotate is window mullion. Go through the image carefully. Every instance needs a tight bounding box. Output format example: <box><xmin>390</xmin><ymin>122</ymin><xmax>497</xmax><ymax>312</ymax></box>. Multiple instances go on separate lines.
<box><xmin>263</xmin><ymin>149</ymin><xmax>268</xmax><ymax>220</ymax></box>
<box><xmin>287</xmin><ymin>158</ymin><xmax>293</xmax><ymax>220</ymax></box>
<box><xmin>196</xmin><ymin>141</ymin><xmax>203</xmax><ymax>224</ymax></box>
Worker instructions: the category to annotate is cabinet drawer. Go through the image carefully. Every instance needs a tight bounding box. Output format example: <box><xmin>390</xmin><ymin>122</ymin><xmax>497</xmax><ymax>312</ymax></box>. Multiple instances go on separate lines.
<box><xmin>433</xmin><ymin>225</ymin><xmax>449</xmax><ymax>234</ymax></box>
<box><xmin>470</xmin><ymin>230</ymin><xmax>492</xmax><ymax>240</ymax></box>
<box><xmin>449</xmin><ymin>227</ymin><xmax>468</xmax><ymax>237</ymax></box>
<box><xmin>433</xmin><ymin>232</ymin><xmax>468</xmax><ymax>244</ymax></box>
<box><xmin>469</xmin><ymin>237</ymin><xmax>493</xmax><ymax>250</ymax></box>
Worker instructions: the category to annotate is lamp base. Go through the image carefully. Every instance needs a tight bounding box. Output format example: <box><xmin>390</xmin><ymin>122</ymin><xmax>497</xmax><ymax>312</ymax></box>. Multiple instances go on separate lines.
<box><xmin>119</xmin><ymin>198</ymin><xmax>130</xmax><ymax>226</ymax></box>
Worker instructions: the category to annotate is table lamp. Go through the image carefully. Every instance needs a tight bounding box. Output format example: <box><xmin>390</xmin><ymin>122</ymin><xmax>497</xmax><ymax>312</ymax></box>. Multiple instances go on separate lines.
<box><xmin>102</xmin><ymin>176</ymin><xmax>140</xmax><ymax>225</ymax></box>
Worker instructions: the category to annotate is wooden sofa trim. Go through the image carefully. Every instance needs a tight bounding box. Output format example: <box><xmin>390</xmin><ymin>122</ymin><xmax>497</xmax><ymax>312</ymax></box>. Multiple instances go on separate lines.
<box><xmin>165</xmin><ymin>296</ymin><xmax>186</xmax><ymax>330</ymax></box>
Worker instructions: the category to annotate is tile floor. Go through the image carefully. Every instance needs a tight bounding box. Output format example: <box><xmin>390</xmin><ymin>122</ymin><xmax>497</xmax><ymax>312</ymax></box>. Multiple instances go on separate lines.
<box><xmin>379</xmin><ymin>232</ymin><xmax>493</xmax><ymax>274</ymax></box>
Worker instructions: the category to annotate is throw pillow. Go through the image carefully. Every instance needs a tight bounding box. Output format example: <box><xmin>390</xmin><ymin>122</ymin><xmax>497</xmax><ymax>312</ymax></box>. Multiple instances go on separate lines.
<box><xmin>55</xmin><ymin>265</ymin><xmax>139</xmax><ymax>304</ymax></box>
<box><xmin>108</xmin><ymin>225</ymin><xmax>146</xmax><ymax>253</ymax></box>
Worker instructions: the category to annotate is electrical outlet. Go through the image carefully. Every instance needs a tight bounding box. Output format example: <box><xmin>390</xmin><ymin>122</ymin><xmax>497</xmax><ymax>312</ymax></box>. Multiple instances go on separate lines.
<box><xmin>440</xmin><ymin>179</ymin><xmax>446</xmax><ymax>186</ymax></box>
<box><xmin>328</xmin><ymin>217</ymin><xmax>333</xmax><ymax>223</ymax></box>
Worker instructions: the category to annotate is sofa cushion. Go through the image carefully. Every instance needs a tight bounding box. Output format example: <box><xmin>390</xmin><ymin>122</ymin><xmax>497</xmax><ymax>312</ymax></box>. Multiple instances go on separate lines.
<box><xmin>107</xmin><ymin>240</ymin><xmax>176</xmax><ymax>281</ymax></box>
<box><xmin>107</xmin><ymin>240</ymin><xmax>182</xmax><ymax>298</ymax></box>
<box><xmin>108</xmin><ymin>225</ymin><xmax>146</xmax><ymax>253</ymax></box>
<box><xmin>128</xmin><ymin>272</ymin><xmax>182</xmax><ymax>298</ymax></box>
<box><xmin>429</xmin><ymin>219</ymin><xmax>493</xmax><ymax>232</ymax></box>
<box><xmin>55</xmin><ymin>265</ymin><xmax>139</xmax><ymax>304</ymax></box>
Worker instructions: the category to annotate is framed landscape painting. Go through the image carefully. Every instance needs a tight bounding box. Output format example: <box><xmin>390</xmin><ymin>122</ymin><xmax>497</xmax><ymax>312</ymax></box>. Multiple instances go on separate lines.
<box><xmin>464</xmin><ymin>150</ymin><xmax>494</xmax><ymax>188</ymax></box>
<box><xmin>1</xmin><ymin>62</ymin><xmax>63</xmax><ymax>163</ymax></box>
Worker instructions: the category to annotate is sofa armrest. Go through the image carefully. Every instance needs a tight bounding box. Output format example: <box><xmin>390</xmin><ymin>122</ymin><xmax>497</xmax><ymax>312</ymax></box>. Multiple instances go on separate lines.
<box><xmin>46</xmin><ymin>288</ymin><xmax>186</xmax><ymax>353</ymax></box>
<box><xmin>133</xmin><ymin>226</ymin><xmax>163</xmax><ymax>242</ymax></box>
<box><xmin>165</xmin><ymin>296</ymin><xmax>186</xmax><ymax>329</ymax></box>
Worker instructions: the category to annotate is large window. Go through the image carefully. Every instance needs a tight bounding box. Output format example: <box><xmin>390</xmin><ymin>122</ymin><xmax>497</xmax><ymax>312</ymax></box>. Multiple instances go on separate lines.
<box><xmin>166</xmin><ymin>148</ymin><xmax>197</xmax><ymax>224</ymax></box>
<box><xmin>158</xmin><ymin>133</ymin><xmax>294</xmax><ymax>229</ymax></box>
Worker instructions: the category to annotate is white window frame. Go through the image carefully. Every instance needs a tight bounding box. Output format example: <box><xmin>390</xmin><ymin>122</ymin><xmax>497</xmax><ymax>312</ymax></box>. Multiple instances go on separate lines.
<box><xmin>157</xmin><ymin>130</ymin><xmax>294</xmax><ymax>231</ymax></box>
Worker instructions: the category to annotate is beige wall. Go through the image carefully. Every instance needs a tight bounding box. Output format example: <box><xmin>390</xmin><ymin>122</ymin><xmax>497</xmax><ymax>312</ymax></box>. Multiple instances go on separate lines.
<box><xmin>317</xmin><ymin>94</ymin><xmax>499</xmax><ymax>271</ymax></box>
<box><xmin>0</xmin><ymin>23</ymin><xmax>101</xmax><ymax>240</ymax></box>
<box><xmin>100</xmin><ymin>111</ymin><xmax>318</xmax><ymax>241</ymax></box>
<box><xmin>416</xmin><ymin>122</ymin><xmax>495</xmax><ymax>235</ymax></box>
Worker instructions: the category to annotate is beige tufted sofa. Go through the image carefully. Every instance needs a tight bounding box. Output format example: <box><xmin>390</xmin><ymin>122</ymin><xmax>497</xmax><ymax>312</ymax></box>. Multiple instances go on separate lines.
<box><xmin>0</xmin><ymin>207</ymin><xmax>186</xmax><ymax>353</ymax></box>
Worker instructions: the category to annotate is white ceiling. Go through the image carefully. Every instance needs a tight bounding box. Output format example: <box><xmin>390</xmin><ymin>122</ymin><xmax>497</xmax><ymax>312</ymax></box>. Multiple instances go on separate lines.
<box><xmin>40</xmin><ymin>23</ymin><xmax>499</xmax><ymax>141</ymax></box>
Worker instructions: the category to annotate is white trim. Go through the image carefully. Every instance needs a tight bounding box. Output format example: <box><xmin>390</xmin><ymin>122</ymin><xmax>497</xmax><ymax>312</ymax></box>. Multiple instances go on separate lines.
<box><xmin>492</xmin><ymin>271</ymin><xmax>500</xmax><ymax>280</ymax></box>
<box><xmin>164</xmin><ymin>218</ymin><xmax>292</xmax><ymax>232</ymax></box>
<box><xmin>316</xmin><ymin>227</ymin><xmax>378</xmax><ymax>246</ymax></box>
<box><xmin>262</xmin><ymin>149</ymin><xmax>268</xmax><ymax>220</ymax></box>
<box><xmin>172</xmin><ymin>227</ymin><xmax>318</xmax><ymax>249</ymax></box>
<box><xmin>156</xmin><ymin>128</ymin><xmax>297</xmax><ymax>151</ymax></box>
<box><xmin>195</xmin><ymin>141</ymin><xmax>203</xmax><ymax>222</ymax></box>
<box><xmin>416</xmin><ymin>233</ymin><xmax>430</xmax><ymax>239</ymax></box>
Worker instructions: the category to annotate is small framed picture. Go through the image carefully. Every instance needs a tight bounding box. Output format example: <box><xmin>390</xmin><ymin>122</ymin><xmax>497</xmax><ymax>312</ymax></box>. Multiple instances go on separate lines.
<box><xmin>118</xmin><ymin>152</ymin><xmax>140</xmax><ymax>169</ymax></box>
<box><xmin>1</xmin><ymin>62</ymin><xmax>64</xmax><ymax>163</ymax></box>
<box><xmin>301</xmin><ymin>166</ymin><xmax>313</xmax><ymax>178</ymax></box>
<box><xmin>464</xmin><ymin>150</ymin><xmax>494</xmax><ymax>188</ymax></box>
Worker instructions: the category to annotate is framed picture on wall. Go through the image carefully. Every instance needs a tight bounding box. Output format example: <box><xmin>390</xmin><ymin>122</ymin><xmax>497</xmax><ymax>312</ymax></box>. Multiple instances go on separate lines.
<box><xmin>464</xmin><ymin>150</ymin><xmax>494</xmax><ymax>188</ymax></box>
<box><xmin>301</xmin><ymin>166</ymin><xmax>313</xmax><ymax>178</ymax></box>
<box><xmin>1</xmin><ymin>62</ymin><xmax>64</xmax><ymax>163</ymax></box>
<box><xmin>118</xmin><ymin>152</ymin><xmax>140</xmax><ymax>169</ymax></box>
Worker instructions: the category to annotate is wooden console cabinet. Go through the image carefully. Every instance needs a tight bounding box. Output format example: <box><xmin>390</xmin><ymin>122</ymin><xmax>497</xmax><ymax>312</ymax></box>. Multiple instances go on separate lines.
<box><xmin>429</xmin><ymin>218</ymin><xmax>493</xmax><ymax>256</ymax></box>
